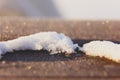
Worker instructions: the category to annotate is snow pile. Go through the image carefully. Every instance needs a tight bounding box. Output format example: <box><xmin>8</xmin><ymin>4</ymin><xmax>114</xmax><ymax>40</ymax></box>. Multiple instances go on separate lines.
<box><xmin>82</xmin><ymin>41</ymin><xmax>120</xmax><ymax>63</ymax></box>
<box><xmin>0</xmin><ymin>31</ymin><xmax>120</xmax><ymax>63</ymax></box>
<box><xmin>0</xmin><ymin>32</ymin><xmax>79</xmax><ymax>57</ymax></box>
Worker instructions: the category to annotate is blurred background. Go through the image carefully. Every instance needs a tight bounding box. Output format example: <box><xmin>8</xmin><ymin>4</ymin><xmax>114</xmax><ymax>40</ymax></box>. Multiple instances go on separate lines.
<box><xmin>0</xmin><ymin>0</ymin><xmax>120</xmax><ymax>20</ymax></box>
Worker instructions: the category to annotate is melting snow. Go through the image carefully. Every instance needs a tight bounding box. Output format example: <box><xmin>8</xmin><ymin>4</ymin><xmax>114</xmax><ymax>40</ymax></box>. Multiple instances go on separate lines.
<box><xmin>0</xmin><ymin>32</ymin><xmax>120</xmax><ymax>63</ymax></box>
<box><xmin>82</xmin><ymin>41</ymin><xmax>120</xmax><ymax>63</ymax></box>
<box><xmin>0</xmin><ymin>32</ymin><xmax>79</xmax><ymax>58</ymax></box>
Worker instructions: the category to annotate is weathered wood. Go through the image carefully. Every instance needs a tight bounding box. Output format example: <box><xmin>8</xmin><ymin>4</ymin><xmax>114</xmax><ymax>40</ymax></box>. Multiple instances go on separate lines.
<box><xmin>0</xmin><ymin>17</ymin><xmax>120</xmax><ymax>80</ymax></box>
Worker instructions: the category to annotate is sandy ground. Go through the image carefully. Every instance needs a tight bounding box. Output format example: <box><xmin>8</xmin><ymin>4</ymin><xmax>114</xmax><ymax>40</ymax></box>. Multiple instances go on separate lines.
<box><xmin>0</xmin><ymin>17</ymin><xmax>120</xmax><ymax>80</ymax></box>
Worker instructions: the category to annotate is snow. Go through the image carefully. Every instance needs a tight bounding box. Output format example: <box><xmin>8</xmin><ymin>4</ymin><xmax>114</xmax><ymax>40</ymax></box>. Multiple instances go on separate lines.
<box><xmin>0</xmin><ymin>31</ymin><xmax>120</xmax><ymax>63</ymax></box>
<box><xmin>0</xmin><ymin>32</ymin><xmax>79</xmax><ymax>58</ymax></box>
<box><xmin>82</xmin><ymin>41</ymin><xmax>120</xmax><ymax>63</ymax></box>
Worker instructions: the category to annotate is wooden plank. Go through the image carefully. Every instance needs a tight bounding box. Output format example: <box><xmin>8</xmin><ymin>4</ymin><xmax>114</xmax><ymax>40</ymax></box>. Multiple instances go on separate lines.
<box><xmin>0</xmin><ymin>17</ymin><xmax>120</xmax><ymax>80</ymax></box>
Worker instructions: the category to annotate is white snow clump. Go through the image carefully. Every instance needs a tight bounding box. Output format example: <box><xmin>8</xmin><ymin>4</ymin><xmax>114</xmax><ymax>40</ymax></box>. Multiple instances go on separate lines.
<box><xmin>82</xmin><ymin>41</ymin><xmax>120</xmax><ymax>63</ymax></box>
<box><xmin>0</xmin><ymin>31</ymin><xmax>120</xmax><ymax>63</ymax></box>
<box><xmin>0</xmin><ymin>32</ymin><xmax>79</xmax><ymax>58</ymax></box>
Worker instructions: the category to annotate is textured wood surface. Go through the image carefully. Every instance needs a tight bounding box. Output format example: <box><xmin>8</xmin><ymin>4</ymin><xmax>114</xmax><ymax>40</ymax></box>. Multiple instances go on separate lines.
<box><xmin>0</xmin><ymin>17</ymin><xmax>120</xmax><ymax>80</ymax></box>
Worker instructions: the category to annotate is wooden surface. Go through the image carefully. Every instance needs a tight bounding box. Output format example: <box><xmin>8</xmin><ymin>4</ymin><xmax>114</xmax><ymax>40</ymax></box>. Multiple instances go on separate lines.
<box><xmin>0</xmin><ymin>17</ymin><xmax>120</xmax><ymax>80</ymax></box>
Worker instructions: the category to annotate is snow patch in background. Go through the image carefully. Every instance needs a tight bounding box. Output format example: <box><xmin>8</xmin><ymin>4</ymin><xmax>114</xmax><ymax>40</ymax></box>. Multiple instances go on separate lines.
<box><xmin>0</xmin><ymin>32</ymin><xmax>78</xmax><ymax>57</ymax></box>
<box><xmin>82</xmin><ymin>41</ymin><xmax>120</xmax><ymax>63</ymax></box>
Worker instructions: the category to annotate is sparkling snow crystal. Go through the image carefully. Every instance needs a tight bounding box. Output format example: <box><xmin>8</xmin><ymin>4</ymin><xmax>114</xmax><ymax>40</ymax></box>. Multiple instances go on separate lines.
<box><xmin>82</xmin><ymin>41</ymin><xmax>120</xmax><ymax>63</ymax></box>
<box><xmin>0</xmin><ymin>32</ymin><xmax>79</xmax><ymax>58</ymax></box>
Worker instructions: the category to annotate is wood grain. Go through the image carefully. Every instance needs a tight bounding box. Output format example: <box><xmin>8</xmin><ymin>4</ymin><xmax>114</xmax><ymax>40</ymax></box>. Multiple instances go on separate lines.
<box><xmin>0</xmin><ymin>17</ymin><xmax>120</xmax><ymax>80</ymax></box>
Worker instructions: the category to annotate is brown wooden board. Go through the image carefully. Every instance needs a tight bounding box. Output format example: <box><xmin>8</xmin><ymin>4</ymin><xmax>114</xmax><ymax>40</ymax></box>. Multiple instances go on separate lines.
<box><xmin>0</xmin><ymin>17</ymin><xmax>120</xmax><ymax>80</ymax></box>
